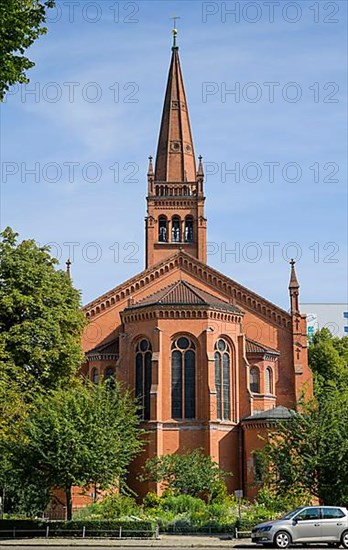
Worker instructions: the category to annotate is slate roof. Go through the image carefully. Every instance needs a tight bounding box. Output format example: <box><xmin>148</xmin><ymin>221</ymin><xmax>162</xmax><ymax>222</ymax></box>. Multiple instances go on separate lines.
<box><xmin>242</xmin><ymin>405</ymin><xmax>296</xmax><ymax>422</ymax></box>
<box><xmin>86</xmin><ymin>339</ymin><xmax>119</xmax><ymax>359</ymax></box>
<box><xmin>126</xmin><ymin>280</ymin><xmax>243</xmax><ymax>314</ymax></box>
<box><xmin>246</xmin><ymin>338</ymin><xmax>280</xmax><ymax>356</ymax></box>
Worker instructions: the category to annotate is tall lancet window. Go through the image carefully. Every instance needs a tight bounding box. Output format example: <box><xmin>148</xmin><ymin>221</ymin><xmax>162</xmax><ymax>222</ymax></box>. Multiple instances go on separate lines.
<box><xmin>135</xmin><ymin>339</ymin><xmax>152</xmax><ymax>420</ymax></box>
<box><xmin>172</xmin><ymin>216</ymin><xmax>181</xmax><ymax>242</ymax></box>
<box><xmin>185</xmin><ymin>216</ymin><xmax>194</xmax><ymax>243</ymax></box>
<box><xmin>171</xmin><ymin>337</ymin><xmax>196</xmax><ymax>419</ymax></box>
<box><xmin>158</xmin><ymin>216</ymin><xmax>167</xmax><ymax>242</ymax></box>
<box><xmin>250</xmin><ymin>367</ymin><xmax>260</xmax><ymax>393</ymax></box>
<box><xmin>214</xmin><ymin>339</ymin><xmax>231</xmax><ymax>421</ymax></box>
<box><xmin>265</xmin><ymin>367</ymin><xmax>273</xmax><ymax>394</ymax></box>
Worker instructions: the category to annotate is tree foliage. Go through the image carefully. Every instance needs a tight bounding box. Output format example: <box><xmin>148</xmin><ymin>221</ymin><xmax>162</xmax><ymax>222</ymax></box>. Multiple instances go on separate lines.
<box><xmin>0</xmin><ymin>0</ymin><xmax>55</xmax><ymax>101</ymax></box>
<box><xmin>0</xmin><ymin>227</ymin><xmax>86</xmax><ymax>395</ymax></box>
<box><xmin>257</xmin><ymin>330</ymin><xmax>348</xmax><ymax>505</ymax></box>
<box><xmin>141</xmin><ymin>449</ymin><xmax>229</xmax><ymax>502</ymax></box>
<box><xmin>11</xmin><ymin>380</ymin><xmax>143</xmax><ymax>519</ymax></box>
<box><xmin>309</xmin><ymin>328</ymin><xmax>348</xmax><ymax>389</ymax></box>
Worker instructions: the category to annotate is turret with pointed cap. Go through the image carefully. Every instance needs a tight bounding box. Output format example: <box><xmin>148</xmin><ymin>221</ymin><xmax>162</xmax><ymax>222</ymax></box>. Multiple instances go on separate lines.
<box><xmin>289</xmin><ymin>259</ymin><xmax>300</xmax><ymax>314</ymax></box>
<box><xmin>145</xmin><ymin>32</ymin><xmax>207</xmax><ymax>268</ymax></box>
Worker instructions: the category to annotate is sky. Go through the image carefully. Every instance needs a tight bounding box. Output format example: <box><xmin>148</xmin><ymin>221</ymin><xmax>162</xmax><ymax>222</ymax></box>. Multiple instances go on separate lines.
<box><xmin>1</xmin><ymin>0</ymin><xmax>347</xmax><ymax>310</ymax></box>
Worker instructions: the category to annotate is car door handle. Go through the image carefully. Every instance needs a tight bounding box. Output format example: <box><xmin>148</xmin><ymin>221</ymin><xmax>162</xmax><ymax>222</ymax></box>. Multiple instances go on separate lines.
<box><xmin>314</xmin><ymin>524</ymin><xmax>320</xmax><ymax>527</ymax></box>
<box><xmin>337</xmin><ymin>523</ymin><xmax>342</xmax><ymax>526</ymax></box>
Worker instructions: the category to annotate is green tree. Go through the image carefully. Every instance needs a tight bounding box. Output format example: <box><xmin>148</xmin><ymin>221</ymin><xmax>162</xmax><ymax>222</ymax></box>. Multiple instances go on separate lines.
<box><xmin>257</xmin><ymin>389</ymin><xmax>348</xmax><ymax>505</ymax></box>
<box><xmin>0</xmin><ymin>0</ymin><xmax>55</xmax><ymax>101</ymax></box>
<box><xmin>141</xmin><ymin>449</ymin><xmax>228</xmax><ymax>502</ymax></box>
<box><xmin>257</xmin><ymin>331</ymin><xmax>348</xmax><ymax>505</ymax></box>
<box><xmin>309</xmin><ymin>328</ymin><xmax>347</xmax><ymax>388</ymax></box>
<box><xmin>0</xmin><ymin>227</ymin><xmax>85</xmax><ymax>395</ymax></box>
<box><xmin>14</xmin><ymin>380</ymin><xmax>143</xmax><ymax>519</ymax></box>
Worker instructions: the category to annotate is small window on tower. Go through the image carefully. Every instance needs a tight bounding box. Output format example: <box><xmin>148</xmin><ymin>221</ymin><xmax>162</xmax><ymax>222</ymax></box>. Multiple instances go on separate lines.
<box><xmin>158</xmin><ymin>216</ymin><xmax>167</xmax><ymax>242</ymax></box>
<box><xmin>185</xmin><ymin>217</ymin><xmax>194</xmax><ymax>243</ymax></box>
<box><xmin>172</xmin><ymin>216</ymin><xmax>181</xmax><ymax>242</ymax></box>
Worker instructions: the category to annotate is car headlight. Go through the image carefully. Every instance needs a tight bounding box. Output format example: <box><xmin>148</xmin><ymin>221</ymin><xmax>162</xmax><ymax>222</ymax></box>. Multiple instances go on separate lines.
<box><xmin>258</xmin><ymin>526</ymin><xmax>272</xmax><ymax>532</ymax></box>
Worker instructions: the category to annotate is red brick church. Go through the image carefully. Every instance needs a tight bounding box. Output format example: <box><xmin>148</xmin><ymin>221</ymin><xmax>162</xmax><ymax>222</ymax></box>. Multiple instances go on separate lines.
<box><xmin>79</xmin><ymin>39</ymin><xmax>312</xmax><ymax>500</ymax></box>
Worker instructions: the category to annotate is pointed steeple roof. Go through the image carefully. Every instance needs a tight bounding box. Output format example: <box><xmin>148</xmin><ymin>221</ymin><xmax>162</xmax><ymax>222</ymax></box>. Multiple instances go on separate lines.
<box><xmin>289</xmin><ymin>259</ymin><xmax>299</xmax><ymax>289</ymax></box>
<box><xmin>154</xmin><ymin>46</ymin><xmax>196</xmax><ymax>182</ymax></box>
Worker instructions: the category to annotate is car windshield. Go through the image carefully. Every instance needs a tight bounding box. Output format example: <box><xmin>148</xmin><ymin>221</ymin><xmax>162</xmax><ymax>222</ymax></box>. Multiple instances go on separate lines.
<box><xmin>281</xmin><ymin>508</ymin><xmax>304</xmax><ymax>520</ymax></box>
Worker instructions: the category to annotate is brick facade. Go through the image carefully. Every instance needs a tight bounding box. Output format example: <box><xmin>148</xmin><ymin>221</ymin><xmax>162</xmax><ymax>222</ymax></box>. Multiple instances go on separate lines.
<box><xmin>76</xmin><ymin>43</ymin><xmax>313</xmax><ymax>506</ymax></box>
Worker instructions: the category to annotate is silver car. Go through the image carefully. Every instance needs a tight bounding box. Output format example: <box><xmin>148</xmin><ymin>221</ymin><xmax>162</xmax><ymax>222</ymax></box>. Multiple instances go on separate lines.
<box><xmin>251</xmin><ymin>506</ymin><xmax>348</xmax><ymax>548</ymax></box>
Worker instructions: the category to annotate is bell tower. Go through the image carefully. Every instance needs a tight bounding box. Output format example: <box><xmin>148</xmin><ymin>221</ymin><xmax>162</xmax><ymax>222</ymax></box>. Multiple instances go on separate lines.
<box><xmin>145</xmin><ymin>35</ymin><xmax>207</xmax><ymax>269</ymax></box>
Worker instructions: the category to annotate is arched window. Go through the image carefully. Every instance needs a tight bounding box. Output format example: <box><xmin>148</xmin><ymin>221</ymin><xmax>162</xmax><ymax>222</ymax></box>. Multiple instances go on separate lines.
<box><xmin>171</xmin><ymin>216</ymin><xmax>181</xmax><ymax>243</ymax></box>
<box><xmin>104</xmin><ymin>367</ymin><xmax>115</xmax><ymax>388</ymax></box>
<box><xmin>158</xmin><ymin>216</ymin><xmax>167</xmax><ymax>242</ymax></box>
<box><xmin>214</xmin><ymin>338</ymin><xmax>231</xmax><ymax>421</ymax></box>
<box><xmin>250</xmin><ymin>366</ymin><xmax>260</xmax><ymax>393</ymax></box>
<box><xmin>184</xmin><ymin>216</ymin><xmax>194</xmax><ymax>243</ymax></box>
<box><xmin>171</xmin><ymin>336</ymin><xmax>196</xmax><ymax>419</ymax></box>
<box><xmin>92</xmin><ymin>368</ymin><xmax>99</xmax><ymax>384</ymax></box>
<box><xmin>135</xmin><ymin>339</ymin><xmax>152</xmax><ymax>420</ymax></box>
<box><xmin>265</xmin><ymin>367</ymin><xmax>273</xmax><ymax>394</ymax></box>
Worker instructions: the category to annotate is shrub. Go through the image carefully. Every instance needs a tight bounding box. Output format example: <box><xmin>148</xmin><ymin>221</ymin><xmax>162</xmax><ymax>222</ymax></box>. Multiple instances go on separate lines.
<box><xmin>162</xmin><ymin>495</ymin><xmax>207</xmax><ymax>515</ymax></box>
<box><xmin>73</xmin><ymin>493</ymin><xmax>139</xmax><ymax>520</ymax></box>
<box><xmin>142</xmin><ymin>492</ymin><xmax>162</xmax><ymax>510</ymax></box>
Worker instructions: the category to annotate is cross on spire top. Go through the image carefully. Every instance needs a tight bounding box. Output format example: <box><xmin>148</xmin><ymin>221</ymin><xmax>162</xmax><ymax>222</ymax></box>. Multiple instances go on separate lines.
<box><xmin>171</xmin><ymin>14</ymin><xmax>181</xmax><ymax>48</ymax></box>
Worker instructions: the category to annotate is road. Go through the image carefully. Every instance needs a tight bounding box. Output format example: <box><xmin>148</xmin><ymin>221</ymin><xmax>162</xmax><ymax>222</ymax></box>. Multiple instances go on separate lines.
<box><xmin>0</xmin><ymin>543</ymin><xmax>243</xmax><ymax>550</ymax></box>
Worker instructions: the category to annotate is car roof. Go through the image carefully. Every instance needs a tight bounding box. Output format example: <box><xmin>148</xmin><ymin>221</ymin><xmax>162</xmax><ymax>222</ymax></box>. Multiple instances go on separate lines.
<box><xmin>302</xmin><ymin>505</ymin><xmax>347</xmax><ymax>510</ymax></box>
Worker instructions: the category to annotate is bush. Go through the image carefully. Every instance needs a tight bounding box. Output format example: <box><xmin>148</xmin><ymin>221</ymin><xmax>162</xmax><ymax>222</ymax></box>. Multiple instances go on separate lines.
<box><xmin>73</xmin><ymin>494</ymin><xmax>139</xmax><ymax>520</ymax></box>
<box><xmin>143</xmin><ymin>492</ymin><xmax>162</xmax><ymax>510</ymax></box>
<box><xmin>166</xmin><ymin>515</ymin><xmax>193</xmax><ymax>533</ymax></box>
<box><xmin>162</xmin><ymin>495</ymin><xmax>207</xmax><ymax>515</ymax></box>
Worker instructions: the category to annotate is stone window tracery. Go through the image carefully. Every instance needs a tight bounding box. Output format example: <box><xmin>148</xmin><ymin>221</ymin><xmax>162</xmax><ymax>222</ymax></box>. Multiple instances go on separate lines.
<box><xmin>135</xmin><ymin>339</ymin><xmax>152</xmax><ymax>420</ymax></box>
<box><xmin>171</xmin><ymin>336</ymin><xmax>196</xmax><ymax>419</ymax></box>
<box><xmin>214</xmin><ymin>338</ymin><xmax>231</xmax><ymax>421</ymax></box>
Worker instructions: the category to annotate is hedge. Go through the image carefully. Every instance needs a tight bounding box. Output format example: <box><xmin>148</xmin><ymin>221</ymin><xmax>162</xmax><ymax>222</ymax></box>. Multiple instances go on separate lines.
<box><xmin>0</xmin><ymin>519</ymin><xmax>156</xmax><ymax>538</ymax></box>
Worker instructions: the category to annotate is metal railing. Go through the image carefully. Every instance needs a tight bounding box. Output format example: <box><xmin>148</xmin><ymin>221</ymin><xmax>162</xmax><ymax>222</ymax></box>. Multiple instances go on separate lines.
<box><xmin>0</xmin><ymin>525</ymin><xmax>160</xmax><ymax>540</ymax></box>
<box><xmin>235</xmin><ymin>528</ymin><xmax>252</xmax><ymax>539</ymax></box>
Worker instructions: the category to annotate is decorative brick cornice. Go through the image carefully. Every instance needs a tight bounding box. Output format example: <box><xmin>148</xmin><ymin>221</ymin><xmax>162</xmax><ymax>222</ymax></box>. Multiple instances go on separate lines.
<box><xmin>85</xmin><ymin>353</ymin><xmax>118</xmax><ymax>362</ymax></box>
<box><xmin>121</xmin><ymin>305</ymin><xmax>242</xmax><ymax>325</ymax></box>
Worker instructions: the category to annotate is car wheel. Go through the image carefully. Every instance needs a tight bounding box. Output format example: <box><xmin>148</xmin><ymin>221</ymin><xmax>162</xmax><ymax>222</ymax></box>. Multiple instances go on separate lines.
<box><xmin>341</xmin><ymin>531</ymin><xmax>348</xmax><ymax>549</ymax></box>
<box><xmin>274</xmin><ymin>531</ymin><xmax>292</xmax><ymax>549</ymax></box>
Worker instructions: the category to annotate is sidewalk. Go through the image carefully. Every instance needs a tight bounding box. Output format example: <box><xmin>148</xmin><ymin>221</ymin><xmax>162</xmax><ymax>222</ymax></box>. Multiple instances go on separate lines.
<box><xmin>0</xmin><ymin>535</ymin><xmax>254</xmax><ymax>547</ymax></box>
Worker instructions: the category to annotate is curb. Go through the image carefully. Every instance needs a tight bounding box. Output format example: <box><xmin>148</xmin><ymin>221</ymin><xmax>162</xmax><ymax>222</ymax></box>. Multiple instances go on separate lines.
<box><xmin>0</xmin><ymin>538</ymin><xmax>254</xmax><ymax>548</ymax></box>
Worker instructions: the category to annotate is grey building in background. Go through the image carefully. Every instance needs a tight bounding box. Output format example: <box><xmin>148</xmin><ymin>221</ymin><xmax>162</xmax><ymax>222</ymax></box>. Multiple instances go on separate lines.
<box><xmin>300</xmin><ymin>303</ymin><xmax>348</xmax><ymax>339</ymax></box>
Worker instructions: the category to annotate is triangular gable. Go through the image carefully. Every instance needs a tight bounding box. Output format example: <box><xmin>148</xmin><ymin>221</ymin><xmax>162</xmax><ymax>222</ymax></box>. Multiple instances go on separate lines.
<box><xmin>83</xmin><ymin>250</ymin><xmax>291</xmax><ymax>330</ymax></box>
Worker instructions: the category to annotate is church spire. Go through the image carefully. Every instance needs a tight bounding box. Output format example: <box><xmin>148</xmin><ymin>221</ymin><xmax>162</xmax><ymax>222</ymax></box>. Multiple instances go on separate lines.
<box><xmin>154</xmin><ymin>41</ymin><xmax>196</xmax><ymax>182</ymax></box>
<box><xmin>145</xmin><ymin>36</ymin><xmax>207</xmax><ymax>269</ymax></box>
